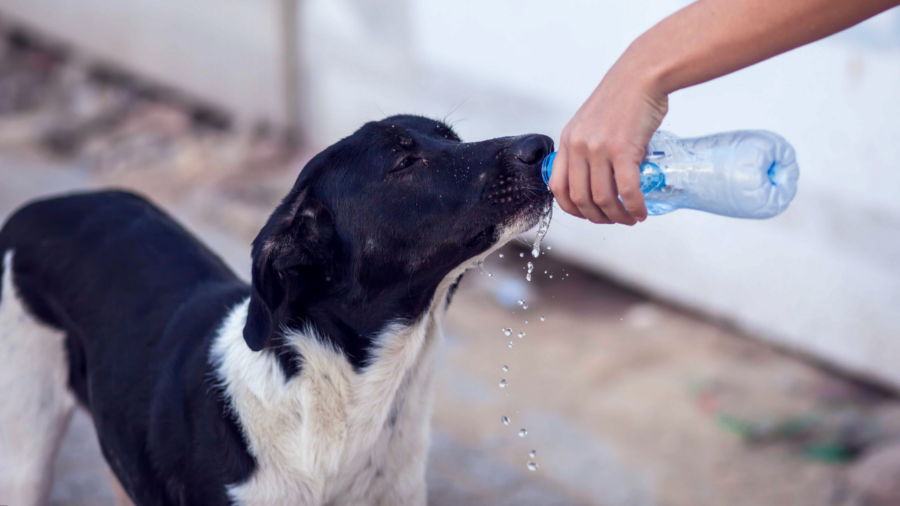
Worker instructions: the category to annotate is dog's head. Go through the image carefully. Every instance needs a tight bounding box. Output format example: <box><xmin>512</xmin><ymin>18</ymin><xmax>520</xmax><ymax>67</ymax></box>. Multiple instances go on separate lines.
<box><xmin>244</xmin><ymin>115</ymin><xmax>553</xmax><ymax>366</ymax></box>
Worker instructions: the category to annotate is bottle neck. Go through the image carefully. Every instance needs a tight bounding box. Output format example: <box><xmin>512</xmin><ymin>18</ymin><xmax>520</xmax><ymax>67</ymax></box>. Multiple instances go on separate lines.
<box><xmin>541</xmin><ymin>151</ymin><xmax>664</xmax><ymax>194</ymax></box>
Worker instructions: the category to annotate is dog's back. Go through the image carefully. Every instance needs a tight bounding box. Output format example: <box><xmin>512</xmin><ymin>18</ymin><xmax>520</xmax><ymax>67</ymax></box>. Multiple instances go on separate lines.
<box><xmin>0</xmin><ymin>190</ymin><xmax>253</xmax><ymax>505</ymax></box>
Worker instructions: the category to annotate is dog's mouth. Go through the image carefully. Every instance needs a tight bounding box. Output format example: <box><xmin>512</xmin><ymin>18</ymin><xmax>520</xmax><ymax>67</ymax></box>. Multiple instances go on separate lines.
<box><xmin>466</xmin><ymin>169</ymin><xmax>552</xmax><ymax>252</ymax></box>
<box><xmin>486</xmin><ymin>169</ymin><xmax>552</xmax><ymax>227</ymax></box>
<box><xmin>484</xmin><ymin>172</ymin><xmax>545</xmax><ymax>210</ymax></box>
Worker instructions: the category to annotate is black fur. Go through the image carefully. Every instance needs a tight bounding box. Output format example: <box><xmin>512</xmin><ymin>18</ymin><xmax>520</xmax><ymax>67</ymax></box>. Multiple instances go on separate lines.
<box><xmin>244</xmin><ymin>115</ymin><xmax>553</xmax><ymax>371</ymax></box>
<box><xmin>0</xmin><ymin>190</ymin><xmax>255</xmax><ymax>504</ymax></box>
<box><xmin>0</xmin><ymin>115</ymin><xmax>552</xmax><ymax>505</ymax></box>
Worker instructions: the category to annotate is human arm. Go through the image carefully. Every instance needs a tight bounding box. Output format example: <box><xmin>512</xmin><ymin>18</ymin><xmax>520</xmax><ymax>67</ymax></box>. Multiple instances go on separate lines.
<box><xmin>552</xmin><ymin>0</ymin><xmax>900</xmax><ymax>224</ymax></box>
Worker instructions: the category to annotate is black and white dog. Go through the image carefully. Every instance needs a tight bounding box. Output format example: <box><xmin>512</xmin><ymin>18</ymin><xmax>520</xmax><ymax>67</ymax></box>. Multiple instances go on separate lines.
<box><xmin>0</xmin><ymin>115</ymin><xmax>553</xmax><ymax>506</ymax></box>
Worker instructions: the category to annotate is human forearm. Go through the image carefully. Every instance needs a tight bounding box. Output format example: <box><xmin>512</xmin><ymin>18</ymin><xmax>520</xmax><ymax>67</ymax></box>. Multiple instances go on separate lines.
<box><xmin>550</xmin><ymin>0</ymin><xmax>900</xmax><ymax>225</ymax></box>
<box><xmin>626</xmin><ymin>0</ymin><xmax>900</xmax><ymax>95</ymax></box>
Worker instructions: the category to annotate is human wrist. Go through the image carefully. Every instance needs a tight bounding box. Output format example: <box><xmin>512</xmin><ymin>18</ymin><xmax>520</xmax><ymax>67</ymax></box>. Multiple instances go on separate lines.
<box><xmin>615</xmin><ymin>34</ymin><xmax>675</xmax><ymax>101</ymax></box>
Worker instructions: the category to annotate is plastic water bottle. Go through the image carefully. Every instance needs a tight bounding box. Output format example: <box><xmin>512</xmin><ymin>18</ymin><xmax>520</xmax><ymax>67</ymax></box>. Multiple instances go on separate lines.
<box><xmin>541</xmin><ymin>130</ymin><xmax>799</xmax><ymax>219</ymax></box>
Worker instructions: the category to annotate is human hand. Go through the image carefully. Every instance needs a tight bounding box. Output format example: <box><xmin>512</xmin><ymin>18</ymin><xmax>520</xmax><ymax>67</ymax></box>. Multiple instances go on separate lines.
<box><xmin>550</xmin><ymin>59</ymin><xmax>669</xmax><ymax>225</ymax></box>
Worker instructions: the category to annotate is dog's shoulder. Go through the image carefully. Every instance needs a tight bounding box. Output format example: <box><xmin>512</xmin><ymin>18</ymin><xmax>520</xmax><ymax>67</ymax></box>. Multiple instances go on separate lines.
<box><xmin>144</xmin><ymin>288</ymin><xmax>258</xmax><ymax>505</ymax></box>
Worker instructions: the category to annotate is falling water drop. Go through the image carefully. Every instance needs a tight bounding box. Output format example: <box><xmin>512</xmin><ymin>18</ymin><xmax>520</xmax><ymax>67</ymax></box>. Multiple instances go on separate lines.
<box><xmin>499</xmin><ymin>379</ymin><xmax>507</xmax><ymax>388</ymax></box>
<box><xmin>523</xmin><ymin>304</ymin><xmax>528</xmax><ymax>310</ymax></box>
<box><xmin>503</xmin><ymin>328</ymin><xmax>512</xmax><ymax>337</ymax></box>
<box><xmin>529</xmin><ymin>450</ymin><xmax>536</xmax><ymax>458</ymax></box>
<box><xmin>508</xmin><ymin>341</ymin><xmax>514</xmax><ymax>348</ymax></box>
<box><xmin>540</xmin><ymin>316</ymin><xmax>546</xmax><ymax>322</ymax></box>
<box><xmin>526</xmin><ymin>262</ymin><xmax>534</xmax><ymax>282</ymax></box>
<box><xmin>499</xmin><ymin>254</ymin><xmax>504</xmax><ymax>258</ymax></box>
<box><xmin>517</xmin><ymin>332</ymin><xmax>525</xmax><ymax>339</ymax></box>
<box><xmin>531</xmin><ymin>211</ymin><xmax>551</xmax><ymax>258</ymax></box>
<box><xmin>502</xmin><ymin>365</ymin><xmax>509</xmax><ymax>372</ymax></box>
<box><xmin>527</xmin><ymin>462</ymin><xmax>538</xmax><ymax>471</ymax></box>
<box><xmin>502</xmin><ymin>416</ymin><xmax>510</xmax><ymax>425</ymax></box>
<box><xmin>518</xmin><ymin>429</ymin><xmax>528</xmax><ymax>438</ymax></box>
<box><xmin>519</xmin><ymin>252</ymin><xmax>525</xmax><ymax>258</ymax></box>
<box><xmin>517</xmin><ymin>300</ymin><xmax>524</xmax><ymax>306</ymax></box>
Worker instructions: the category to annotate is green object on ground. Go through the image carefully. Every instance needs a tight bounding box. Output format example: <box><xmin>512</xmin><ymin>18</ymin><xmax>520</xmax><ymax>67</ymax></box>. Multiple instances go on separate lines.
<box><xmin>804</xmin><ymin>442</ymin><xmax>852</xmax><ymax>463</ymax></box>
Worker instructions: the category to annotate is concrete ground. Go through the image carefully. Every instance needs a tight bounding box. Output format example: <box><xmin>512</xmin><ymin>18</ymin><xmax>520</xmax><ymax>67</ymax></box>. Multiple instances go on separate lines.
<box><xmin>0</xmin><ymin>148</ymin><xmax>888</xmax><ymax>506</ymax></box>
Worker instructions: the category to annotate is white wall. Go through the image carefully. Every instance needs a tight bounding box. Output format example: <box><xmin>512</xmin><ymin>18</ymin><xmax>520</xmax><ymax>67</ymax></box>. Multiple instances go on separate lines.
<box><xmin>2</xmin><ymin>0</ymin><xmax>899</xmax><ymax>388</ymax></box>
<box><xmin>0</xmin><ymin>0</ymin><xmax>287</xmax><ymax>125</ymax></box>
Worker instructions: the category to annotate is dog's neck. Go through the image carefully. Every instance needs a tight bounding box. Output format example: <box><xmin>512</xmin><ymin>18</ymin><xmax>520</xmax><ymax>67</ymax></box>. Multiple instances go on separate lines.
<box><xmin>210</xmin><ymin>268</ymin><xmax>462</xmax><ymax>505</ymax></box>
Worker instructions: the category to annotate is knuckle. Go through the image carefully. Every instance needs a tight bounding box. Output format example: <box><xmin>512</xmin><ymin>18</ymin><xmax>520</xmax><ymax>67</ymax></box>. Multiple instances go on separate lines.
<box><xmin>619</xmin><ymin>185</ymin><xmax>640</xmax><ymax>200</ymax></box>
<box><xmin>570</xmin><ymin>137</ymin><xmax>589</xmax><ymax>154</ymax></box>
<box><xmin>549</xmin><ymin>178</ymin><xmax>565</xmax><ymax>195</ymax></box>
<box><xmin>592</xmin><ymin>195</ymin><xmax>612</xmax><ymax>208</ymax></box>
<box><xmin>586</xmin><ymin>140</ymin><xmax>604</xmax><ymax>156</ymax></box>
<box><xmin>572</xmin><ymin>193</ymin><xmax>593</xmax><ymax>208</ymax></box>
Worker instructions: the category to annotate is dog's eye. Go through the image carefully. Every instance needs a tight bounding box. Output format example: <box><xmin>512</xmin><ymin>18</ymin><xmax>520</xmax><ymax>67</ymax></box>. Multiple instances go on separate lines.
<box><xmin>391</xmin><ymin>156</ymin><xmax>420</xmax><ymax>173</ymax></box>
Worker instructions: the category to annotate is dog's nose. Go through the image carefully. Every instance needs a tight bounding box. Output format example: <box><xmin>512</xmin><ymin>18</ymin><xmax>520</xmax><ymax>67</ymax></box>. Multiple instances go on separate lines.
<box><xmin>511</xmin><ymin>134</ymin><xmax>554</xmax><ymax>165</ymax></box>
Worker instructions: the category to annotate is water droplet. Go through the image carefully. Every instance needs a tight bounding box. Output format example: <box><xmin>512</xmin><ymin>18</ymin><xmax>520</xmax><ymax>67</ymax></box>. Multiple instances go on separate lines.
<box><xmin>499</xmin><ymin>254</ymin><xmax>504</xmax><ymax>258</ymax></box>
<box><xmin>547</xmin><ymin>246</ymin><xmax>552</xmax><ymax>250</ymax></box>
<box><xmin>517</xmin><ymin>300</ymin><xmax>524</xmax><ymax>306</ymax></box>
<box><xmin>526</xmin><ymin>262</ymin><xmax>534</xmax><ymax>282</ymax></box>
<box><xmin>523</xmin><ymin>304</ymin><xmax>528</xmax><ymax>310</ymax></box>
<box><xmin>499</xmin><ymin>379</ymin><xmax>508</xmax><ymax>388</ymax></box>
<box><xmin>519</xmin><ymin>252</ymin><xmax>525</xmax><ymax>258</ymax></box>
<box><xmin>519</xmin><ymin>429</ymin><xmax>528</xmax><ymax>437</ymax></box>
<box><xmin>502</xmin><ymin>416</ymin><xmax>510</xmax><ymax>425</ymax></box>
<box><xmin>508</xmin><ymin>341</ymin><xmax>513</xmax><ymax>348</ymax></box>
<box><xmin>488</xmin><ymin>273</ymin><xmax>493</xmax><ymax>277</ymax></box>
<box><xmin>544</xmin><ymin>271</ymin><xmax>547</xmax><ymax>274</ymax></box>
<box><xmin>540</xmin><ymin>316</ymin><xmax>546</xmax><ymax>322</ymax></box>
<box><xmin>502</xmin><ymin>365</ymin><xmax>509</xmax><ymax>372</ymax></box>
<box><xmin>527</xmin><ymin>461</ymin><xmax>538</xmax><ymax>471</ymax></box>
<box><xmin>529</xmin><ymin>450</ymin><xmax>536</xmax><ymax>458</ymax></box>
<box><xmin>524</xmin><ymin>320</ymin><xmax>529</xmax><ymax>324</ymax></box>
<box><xmin>532</xmin><ymin>210</ymin><xmax>551</xmax><ymax>258</ymax></box>
<box><xmin>549</xmin><ymin>275</ymin><xmax>553</xmax><ymax>279</ymax></box>
<box><xmin>517</xmin><ymin>332</ymin><xmax>525</xmax><ymax>338</ymax></box>
<box><xmin>503</xmin><ymin>328</ymin><xmax>512</xmax><ymax>337</ymax></box>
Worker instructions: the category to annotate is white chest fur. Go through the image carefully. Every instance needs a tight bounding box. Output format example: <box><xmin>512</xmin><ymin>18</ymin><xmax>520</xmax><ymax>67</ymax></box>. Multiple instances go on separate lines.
<box><xmin>211</xmin><ymin>286</ymin><xmax>449</xmax><ymax>506</ymax></box>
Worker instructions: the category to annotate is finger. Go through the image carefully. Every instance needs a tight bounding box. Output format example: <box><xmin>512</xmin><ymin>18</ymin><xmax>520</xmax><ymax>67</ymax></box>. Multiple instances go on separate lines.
<box><xmin>613</xmin><ymin>156</ymin><xmax>648</xmax><ymax>221</ymax></box>
<box><xmin>590</xmin><ymin>156</ymin><xmax>637</xmax><ymax>226</ymax></box>
<box><xmin>569</xmin><ymin>151</ymin><xmax>612</xmax><ymax>224</ymax></box>
<box><xmin>548</xmin><ymin>146</ymin><xmax>586</xmax><ymax>219</ymax></box>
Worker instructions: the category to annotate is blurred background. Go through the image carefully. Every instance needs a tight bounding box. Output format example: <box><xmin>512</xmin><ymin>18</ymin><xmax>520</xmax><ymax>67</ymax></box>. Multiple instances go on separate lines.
<box><xmin>0</xmin><ymin>1</ymin><xmax>898</xmax><ymax>505</ymax></box>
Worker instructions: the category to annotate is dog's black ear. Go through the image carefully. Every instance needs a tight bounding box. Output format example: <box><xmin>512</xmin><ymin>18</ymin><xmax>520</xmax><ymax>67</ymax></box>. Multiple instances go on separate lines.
<box><xmin>243</xmin><ymin>189</ymin><xmax>334</xmax><ymax>351</ymax></box>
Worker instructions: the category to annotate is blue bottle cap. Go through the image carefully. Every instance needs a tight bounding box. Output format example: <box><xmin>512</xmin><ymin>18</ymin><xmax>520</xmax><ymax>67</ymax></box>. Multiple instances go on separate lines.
<box><xmin>541</xmin><ymin>152</ymin><xmax>556</xmax><ymax>185</ymax></box>
<box><xmin>543</xmin><ymin>153</ymin><xmax>664</xmax><ymax>194</ymax></box>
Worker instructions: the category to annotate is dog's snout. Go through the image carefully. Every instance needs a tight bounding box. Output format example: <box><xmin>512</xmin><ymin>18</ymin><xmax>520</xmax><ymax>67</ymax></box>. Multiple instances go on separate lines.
<box><xmin>511</xmin><ymin>134</ymin><xmax>554</xmax><ymax>165</ymax></box>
